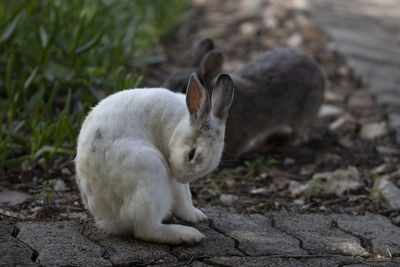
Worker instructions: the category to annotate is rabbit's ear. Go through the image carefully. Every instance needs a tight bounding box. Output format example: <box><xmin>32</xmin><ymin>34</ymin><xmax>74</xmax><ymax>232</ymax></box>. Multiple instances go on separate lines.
<box><xmin>200</xmin><ymin>50</ymin><xmax>224</xmax><ymax>85</ymax></box>
<box><xmin>186</xmin><ymin>73</ymin><xmax>211</xmax><ymax>124</ymax></box>
<box><xmin>192</xmin><ymin>38</ymin><xmax>215</xmax><ymax>67</ymax></box>
<box><xmin>211</xmin><ymin>74</ymin><xmax>234</xmax><ymax>121</ymax></box>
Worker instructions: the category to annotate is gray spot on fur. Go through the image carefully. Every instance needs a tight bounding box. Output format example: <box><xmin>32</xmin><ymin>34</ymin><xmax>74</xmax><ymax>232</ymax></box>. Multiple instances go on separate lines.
<box><xmin>91</xmin><ymin>128</ymin><xmax>103</xmax><ymax>152</ymax></box>
<box><xmin>94</xmin><ymin>128</ymin><xmax>102</xmax><ymax>139</ymax></box>
<box><xmin>91</xmin><ymin>143</ymin><xmax>96</xmax><ymax>153</ymax></box>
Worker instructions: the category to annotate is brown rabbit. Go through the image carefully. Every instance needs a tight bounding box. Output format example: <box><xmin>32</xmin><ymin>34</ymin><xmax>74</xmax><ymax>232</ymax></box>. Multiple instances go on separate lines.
<box><xmin>164</xmin><ymin>38</ymin><xmax>325</xmax><ymax>158</ymax></box>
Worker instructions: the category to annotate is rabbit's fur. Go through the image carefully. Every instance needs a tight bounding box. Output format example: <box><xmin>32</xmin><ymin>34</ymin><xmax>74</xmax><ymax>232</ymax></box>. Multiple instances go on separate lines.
<box><xmin>75</xmin><ymin>73</ymin><xmax>234</xmax><ymax>244</ymax></box>
<box><xmin>164</xmin><ymin>38</ymin><xmax>325</xmax><ymax>158</ymax></box>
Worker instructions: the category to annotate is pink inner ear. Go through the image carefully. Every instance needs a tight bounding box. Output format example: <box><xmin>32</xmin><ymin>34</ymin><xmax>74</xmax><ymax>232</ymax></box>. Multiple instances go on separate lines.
<box><xmin>188</xmin><ymin>83</ymin><xmax>202</xmax><ymax>113</ymax></box>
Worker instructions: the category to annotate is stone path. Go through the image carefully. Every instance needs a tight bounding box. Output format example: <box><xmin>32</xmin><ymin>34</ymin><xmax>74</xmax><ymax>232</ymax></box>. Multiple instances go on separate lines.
<box><xmin>2</xmin><ymin>207</ymin><xmax>400</xmax><ymax>266</ymax></box>
<box><xmin>308</xmin><ymin>0</ymin><xmax>400</xmax><ymax>142</ymax></box>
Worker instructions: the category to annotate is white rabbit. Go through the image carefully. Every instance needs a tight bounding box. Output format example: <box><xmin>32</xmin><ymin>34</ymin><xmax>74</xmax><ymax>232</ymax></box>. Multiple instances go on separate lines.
<box><xmin>75</xmin><ymin>73</ymin><xmax>234</xmax><ymax>244</ymax></box>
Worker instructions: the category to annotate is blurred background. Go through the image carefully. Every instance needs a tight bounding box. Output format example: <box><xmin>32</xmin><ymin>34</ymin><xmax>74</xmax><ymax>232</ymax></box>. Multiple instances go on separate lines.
<box><xmin>1</xmin><ymin>0</ymin><xmax>399</xmax><ymax>220</ymax></box>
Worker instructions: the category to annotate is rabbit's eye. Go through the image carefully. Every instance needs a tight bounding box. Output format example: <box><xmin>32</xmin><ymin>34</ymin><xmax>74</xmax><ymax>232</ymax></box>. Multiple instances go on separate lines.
<box><xmin>188</xmin><ymin>148</ymin><xmax>196</xmax><ymax>161</ymax></box>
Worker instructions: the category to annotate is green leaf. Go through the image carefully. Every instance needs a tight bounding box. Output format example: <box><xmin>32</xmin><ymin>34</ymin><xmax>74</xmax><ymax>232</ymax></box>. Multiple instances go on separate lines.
<box><xmin>39</xmin><ymin>26</ymin><xmax>49</xmax><ymax>48</ymax></box>
<box><xmin>24</xmin><ymin>67</ymin><xmax>39</xmax><ymax>89</ymax></box>
<box><xmin>75</xmin><ymin>30</ymin><xmax>104</xmax><ymax>55</ymax></box>
<box><xmin>0</xmin><ymin>12</ymin><xmax>21</xmax><ymax>43</ymax></box>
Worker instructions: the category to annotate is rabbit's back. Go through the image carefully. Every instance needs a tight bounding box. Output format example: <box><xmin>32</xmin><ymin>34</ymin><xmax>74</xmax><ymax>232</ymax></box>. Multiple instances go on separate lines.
<box><xmin>237</xmin><ymin>48</ymin><xmax>324</xmax><ymax>122</ymax></box>
<box><xmin>237</xmin><ymin>48</ymin><xmax>323</xmax><ymax>89</ymax></box>
<box><xmin>224</xmin><ymin>48</ymin><xmax>324</xmax><ymax>155</ymax></box>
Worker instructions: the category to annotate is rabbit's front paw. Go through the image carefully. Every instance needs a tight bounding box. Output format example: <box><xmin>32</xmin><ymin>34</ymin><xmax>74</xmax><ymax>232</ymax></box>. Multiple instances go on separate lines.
<box><xmin>136</xmin><ymin>224</ymin><xmax>205</xmax><ymax>245</ymax></box>
<box><xmin>194</xmin><ymin>208</ymin><xmax>208</xmax><ymax>222</ymax></box>
<box><xmin>174</xmin><ymin>225</ymin><xmax>206</xmax><ymax>244</ymax></box>
<box><xmin>174</xmin><ymin>206</ymin><xmax>207</xmax><ymax>224</ymax></box>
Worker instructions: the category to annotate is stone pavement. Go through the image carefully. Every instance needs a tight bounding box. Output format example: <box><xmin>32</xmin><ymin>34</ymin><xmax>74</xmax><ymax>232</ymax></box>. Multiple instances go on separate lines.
<box><xmin>308</xmin><ymin>0</ymin><xmax>400</xmax><ymax>141</ymax></box>
<box><xmin>1</xmin><ymin>207</ymin><xmax>400</xmax><ymax>266</ymax></box>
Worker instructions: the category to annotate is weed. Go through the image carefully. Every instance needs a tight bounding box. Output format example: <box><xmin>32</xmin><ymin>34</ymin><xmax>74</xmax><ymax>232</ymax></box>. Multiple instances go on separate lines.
<box><xmin>0</xmin><ymin>0</ymin><xmax>187</xmax><ymax>170</ymax></box>
<box><xmin>34</xmin><ymin>179</ymin><xmax>57</xmax><ymax>206</ymax></box>
<box><xmin>243</xmin><ymin>156</ymin><xmax>281</xmax><ymax>174</ymax></box>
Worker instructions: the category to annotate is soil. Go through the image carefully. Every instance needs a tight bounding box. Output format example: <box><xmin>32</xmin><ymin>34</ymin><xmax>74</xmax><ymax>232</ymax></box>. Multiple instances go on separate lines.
<box><xmin>1</xmin><ymin>0</ymin><xmax>399</xmax><ymax>221</ymax></box>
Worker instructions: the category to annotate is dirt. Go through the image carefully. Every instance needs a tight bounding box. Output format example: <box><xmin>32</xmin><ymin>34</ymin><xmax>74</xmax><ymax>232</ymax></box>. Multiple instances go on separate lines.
<box><xmin>1</xmin><ymin>0</ymin><xmax>399</xmax><ymax>221</ymax></box>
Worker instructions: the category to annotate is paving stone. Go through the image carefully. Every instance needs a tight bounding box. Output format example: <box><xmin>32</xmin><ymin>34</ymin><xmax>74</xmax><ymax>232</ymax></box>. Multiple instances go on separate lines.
<box><xmin>0</xmin><ymin>221</ymin><xmax>36</xmax><ymax>266</ymax></box>
<box><xmin>327</xmin><ymin>28</ymin><xmax>399</xmax><ymax>55</ymax></box>
<box><xmin>272</xmin><ymin>212</ymin><xmax>368</xmax><ymax>256</ymax></box>
<box><xmin>334</xmin><ymin>42</ymin><xmax>399</xmax><ymax>67</ymax></box>
<box><xmin>82</xmin><ymin>223</ymin><xmax>178</xmax><ymax>266</ymax></box>
<box><xmin>389</xmin><ymin>113</ymin><xmax>400</xmax><ymax>129</ymax></box>
<box><xmin>312</xmin><ymin>10</ymin><xmax>387</xmax><ymax>39</ymax></box>
<box><xmin>346</xmin><ymin>258</ymin><xmax>400</xmax><ymax>267</ymax></box>
<box><xmin>376</xmin><ymin>94</ymin><xmax>400</xmax><ymax>109</ymax></box>
<box><xmin>308</xmin><ymin>0</ymin><xmax>400</xmax><ymax>142</ymax></box>
<box><xmin>190</xmin><ymin>261</ymin><xmax>215</xmax><ymax>267</ymax></box>
<box><xmin>368</xmin><ymin>78</ymin><xmax>400</xmax><ymax>96</ymax></box>
<box><xmin>206</xmin><ymin>208</ymin><xmax>306</xmax><ymax>256</ymax></box>
<box><xmin>392</xmin><ymin>215</ymin><xmax>400</xmax><ymax>226</ymax></box>
<box><xmin>335</xmin><ymin>213</ymin><xmax>400</xmax><ymax>257</ymax></box>
<box><xmin>204</xmin><ymin>256</ymin><xmax>355</xmax><ymax>267</ymax></box>
<box><xmin>346</xmin><ymin>58</ymin><xmax>400</xmax><ymax>85</ymax></box>
<box><xmin>172</xmin><ymin>222</ymin><xmax>242</xmax><ymax>260</ymax></box>
<box><xmin>0</xmin><ymin>221</ymin><xmax>14</xmax><ymax>236</ymax></box>
<box><xmin>17</xmin><ymin>221</ymin><xmax>111</xmax><ymax>266</ymax></box>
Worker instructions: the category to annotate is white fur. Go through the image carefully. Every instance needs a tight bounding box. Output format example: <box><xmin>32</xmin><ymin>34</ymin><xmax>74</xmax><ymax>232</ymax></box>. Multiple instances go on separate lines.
<box><xmin>75</xmin><ymin>88</ymin><xmax>227</xmax><ymax>244</ymax></box>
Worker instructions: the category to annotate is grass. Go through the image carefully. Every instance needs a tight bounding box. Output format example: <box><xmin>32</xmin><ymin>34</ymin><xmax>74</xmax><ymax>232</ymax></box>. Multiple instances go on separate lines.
<box><xmin>0</xmin><ymin>0</ymin><xmax>187</xmax><ymax>170</ymax></box>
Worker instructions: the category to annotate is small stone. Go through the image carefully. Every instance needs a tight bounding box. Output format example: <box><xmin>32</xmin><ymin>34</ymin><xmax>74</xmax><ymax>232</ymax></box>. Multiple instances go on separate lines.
<box><xmin>360</xmin><ymin>122</ymin><xmax>387</xmax><ymax>140</ymax></box>
<box><xmin>263</xmin><ymin>15</ymin><xmax>277</xmax><ymax>29</ymax></box>
<box><xmin>239</xmin><ymin>0</ymin><xmax>263</xmax><ymax>16</ymax></box>
<box><xmin>292</xmin><ymin>0</ymin><xmax>309</xmax><ymax>10</ymax></box>
<box><xmin>310</xmin><ymin>166</ymin><xmax>363</xmax><ymax>196</ymax></box>
<box><xmin>376</xmin><ymin>145</ymin><xmax>400</xmax><ymax>155</ymax></box>
<box><xmin>300</xmin><ymin>164</ymin><xmax>316</xmax><ymax>176</ymax></box>
<box><xmin>20</xmin><ymin>161</ymin><xmax>32</xmax><ymax>172</ymax></box>
<box><xmin>374</xmin><ymin>178</ymin><xmax>400</xmax><ymax>210</ymax></box>
<box><xmin>224</xmin><ymin>179</ymin><xmax>235</xmax><ymax>188</ymax></box>
<box><xmin>338</xmin><ymin>136</ymin><xmax>354</xmax><ymax>148</ymax></box>
<box><xmin>240</xmin><ymin>22</ymin><xmax>258</xmax><ymax>36</ymax></box>
<box><xmin>0</xmin><ymin>191</ymin><xmax>32</xmax><ymax>206</ymax></box>
<box><xmin>371</xmin><ymin>164</ymin><xmax>391</xmax><ymax>176</ymax></box>
<box><xmin>284</xmin><ymin>158</ymin><xmax>296</xmax><ymax>166</ymax></box>
<box><xmin>318</xmin><ymin>104</ymin><xmax>343</xmax><ymax>118</ymax></box>
<box><xmin>288</xmin><ymin>181</ymin><xmax>309</xmax><ymax>197</ymax></box>
<box><xmin>329</xmin><ymin>114</ymin><xmax>357</xmax><ymax>133</ymax></box>
<box><xmin>219</xmin><ymin>194</ymin><xmax>239</xmax><ymax>206</ymax></box>
<box><xmin>54</xmin><ymin>179</ymin><xmax>67</xmax><ymax>192</ymax></box>
<box><xmin>293</xmin><ymin>197</ymin><xmax>305</xmax><ymax>205</ymax></box>
<box><xmin>38</xmin><ymin>158</ymin><xmax>47</xmax><ymax>169</ymax></box>
<box><xmin>250</xmin><ymin>188</ymin><xmax>267</xmax><ymax>195</ymax></box>
<box><xmin>348</xmin><ymin>90</ymin><xmax>374</xmax><ymax>108</ymax></box>
<box><xmin>286</xmin><ymin>33</ymin><xmax>303</xmax><ymax>47</ymax></box>
<box><xmin>338</xmin><ymin>65</ymin><xmax>350</xmax><ymax>77</ymax></box>
<box><xmin>324</xmin><ymin>90</ymin><xmax>344</xmax><ymax>102</ymax></box>
<box><xmin>61</xmin><ymin>168</ymin><xmax>72</xmax><ymax>176</ymax></box>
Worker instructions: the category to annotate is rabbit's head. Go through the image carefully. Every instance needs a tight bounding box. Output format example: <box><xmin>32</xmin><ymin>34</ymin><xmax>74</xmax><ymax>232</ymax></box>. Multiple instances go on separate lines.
<box><xmin>168</xmin><ymin>72</ymin><xmax>234</xmax><ymax>183</ymax></box>
<box><xmin>164</xmin><ymin>38</ymin><xmax>224</xmax><ymax>93</ymax></box>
